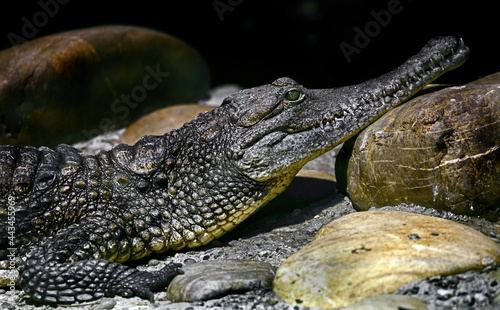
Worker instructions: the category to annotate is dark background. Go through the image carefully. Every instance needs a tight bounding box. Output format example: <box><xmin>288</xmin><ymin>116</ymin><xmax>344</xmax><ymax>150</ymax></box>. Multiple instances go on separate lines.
<box><xmin>0</xmin><ymin>0</ymin><xmax>497</xmax><ymax>89</ymax></box>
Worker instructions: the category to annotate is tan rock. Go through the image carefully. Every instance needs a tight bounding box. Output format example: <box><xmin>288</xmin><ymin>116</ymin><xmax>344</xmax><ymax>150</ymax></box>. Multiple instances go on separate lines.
<box><xmin>346</xmin><ymin>83</ymin><xmax>500</xmax><ymax>219</ymax></box>
<box><xmin>273</xmin><ymin>211</ymin><xmax>500</xmax><ymax>309</ymax></box>
<box><xmin>119</xmin><ymin>104</ymin><xmax>214</xmax><ymax>145</ymax></box>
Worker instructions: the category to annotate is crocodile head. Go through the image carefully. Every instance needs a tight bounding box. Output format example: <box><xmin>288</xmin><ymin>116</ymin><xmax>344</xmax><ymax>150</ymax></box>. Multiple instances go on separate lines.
<box><xmin>217</xmin><ymin>36</ymin><xmax>469</xmax><ymax>185</ymax></box>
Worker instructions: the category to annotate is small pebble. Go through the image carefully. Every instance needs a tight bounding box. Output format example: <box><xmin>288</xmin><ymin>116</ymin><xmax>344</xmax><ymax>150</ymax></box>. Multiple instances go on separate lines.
<box><xmin>91</xmin><ymin>297</ymin><xmax>117</xmax><ymax>310</ymax></box>
<box><xmin>0</xmin><ymin>302</ymin><xmax>15</xmax><ymax>310</ymax></box>
<box><xmin>147</xmin><ymin>259</ymin><xmax>160</xmax><ymax>266</ymax></box>
<box><xmin>183</xmin><ymin>258</ymin><xmax>197</xmax><ymax>265</ymax></box>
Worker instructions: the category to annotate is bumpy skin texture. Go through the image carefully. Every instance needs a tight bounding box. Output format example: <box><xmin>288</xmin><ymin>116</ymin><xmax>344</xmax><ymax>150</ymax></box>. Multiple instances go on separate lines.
<box><xmin>0</xmin><ymin>37</ymin><xmax>469</xmax><ymax>304</ymax></box>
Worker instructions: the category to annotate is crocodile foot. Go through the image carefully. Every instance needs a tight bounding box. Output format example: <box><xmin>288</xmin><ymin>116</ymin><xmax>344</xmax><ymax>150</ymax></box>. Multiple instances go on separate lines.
<box><xmin>19</xmin><ymin>257</ymin><xmax>183</xmax><ymax>304</ymax></box>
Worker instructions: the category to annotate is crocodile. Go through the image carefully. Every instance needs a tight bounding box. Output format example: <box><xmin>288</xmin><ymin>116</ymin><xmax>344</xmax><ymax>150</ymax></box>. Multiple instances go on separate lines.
<box><xmin>0</xmin><ymin>36</ymin><xmax>469</xmax><ymax>304</ymax></box>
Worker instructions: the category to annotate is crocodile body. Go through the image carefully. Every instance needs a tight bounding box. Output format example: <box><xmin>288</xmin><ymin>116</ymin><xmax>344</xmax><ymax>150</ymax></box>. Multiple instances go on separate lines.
<box><xmin>0</xmin><ymin>37</ymin><xmax>469</xmax><ymax>304</ymax></box>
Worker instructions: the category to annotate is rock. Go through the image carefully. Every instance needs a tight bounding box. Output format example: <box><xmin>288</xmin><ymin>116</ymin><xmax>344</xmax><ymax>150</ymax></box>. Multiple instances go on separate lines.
<box><xmin>119</xmin><ymin>104</ymin><xmax>214</xmax><ymax>145</ymax></box>
<box><xmin>346</xmin><ymin>83</ymin><xmax>500</xmax><ymax>219</ymax></box>
<box><xmin>0</xmin><ymin>302</ymin><xmax>15</xmax><ymax>310</ymax></box>
<box><xmin>90</xmin><ymin>297</ymin><xmax>117</xmax><ymax>310</ymax></box>
<box><xmin>340</xmin><ymin>294</ymin><xmax>428</xmax><ymax>310</ymax></box>
<box><xmin>0</xmin><ymin>25</ymin><xmax>210</xmax><ymax>147</ymax></box>
<box><xmin>272</xmin><ymin>211</ymin><xmax>500</xmax><ymax>309</ymax></box>
<box><xmin>167</xmin><ymin>259</ymin><xmax>275</xmax><ymax>302</ymax></box>
<box><xmin>368</xmin><ymin>203</ymin><xmax>500</xmax><ymax>244</ymax></box>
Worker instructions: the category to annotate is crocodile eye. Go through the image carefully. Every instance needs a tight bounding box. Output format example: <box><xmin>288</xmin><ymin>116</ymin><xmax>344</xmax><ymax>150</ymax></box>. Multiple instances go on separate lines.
<box><xmin>285</xmin><ymin>89</ymin><xmax>302</xmax><ymax>101</ymax></box>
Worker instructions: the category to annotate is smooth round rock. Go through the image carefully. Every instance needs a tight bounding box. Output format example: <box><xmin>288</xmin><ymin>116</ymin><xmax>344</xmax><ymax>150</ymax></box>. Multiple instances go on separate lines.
<box><xmin>167</xmin><ymin>259</ymin><xmax>275</xmax><ymax>302</ymax></box>
<box><xmin>346</xmin><ymin>83</ymin><xmax>500</xmax><ymax>219</ymax></box>
<box><xmin>0</xmin><ymin>25</ymin><xmax>210</xmax><ymax>146</ymax></box>
<box><xmin>273</xmin><ymin>211</ymin><xmax>500</xmax><ymax>309</ymax></box>
<box><xmin>119</xmin><ymin>104</ymin><xmax>214</xmax><ymax>145</ymax></box>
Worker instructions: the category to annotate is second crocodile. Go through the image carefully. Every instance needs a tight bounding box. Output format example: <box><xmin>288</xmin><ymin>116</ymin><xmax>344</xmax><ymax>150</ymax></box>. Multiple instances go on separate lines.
<box><xmin>0</xmin><ymin>36</ymin><xmax>469</xmax><ymax>304</ymax></box>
